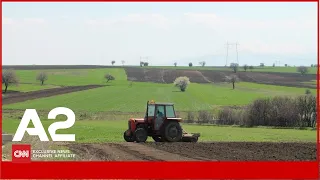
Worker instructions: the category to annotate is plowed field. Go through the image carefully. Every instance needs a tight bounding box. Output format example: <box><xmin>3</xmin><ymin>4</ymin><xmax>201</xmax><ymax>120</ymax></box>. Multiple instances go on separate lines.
<box><xmin>3</xmin><ymin>85</ymin><xmax>105</xmax><ymax>105</ymax></box>
<box><xmin>65</xmin><ymin>142</ymin><xmax>316</xmax><ymax>161</ymax></box>
<box><xmin>125</xmin><ymin>67</ymin><xmax>315</xmax><ymax>88</ymax></box>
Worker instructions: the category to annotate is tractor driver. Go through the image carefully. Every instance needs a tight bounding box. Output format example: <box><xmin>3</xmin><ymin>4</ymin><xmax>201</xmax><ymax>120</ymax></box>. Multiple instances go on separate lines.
<box><xmin>155</xmin><ymin>109</ymin><xmax>164</xmax><ymax>131</ymax></box>
<box><xmin>157</xmin><ymin>110</ymin><xmax>164</xmax><ymax>117</ymax></box>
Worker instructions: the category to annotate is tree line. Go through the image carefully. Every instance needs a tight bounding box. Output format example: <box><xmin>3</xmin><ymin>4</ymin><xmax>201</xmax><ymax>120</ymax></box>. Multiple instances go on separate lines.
<box><xmin>183</xmin><ymin>94</ymin><xmax>317</xmax><ymax>128</ymax></box>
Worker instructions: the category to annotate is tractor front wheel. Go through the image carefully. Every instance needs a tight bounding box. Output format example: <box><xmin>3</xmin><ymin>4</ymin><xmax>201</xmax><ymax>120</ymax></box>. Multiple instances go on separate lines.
<box><xmin>123</xmin><ymin>130</ymin><xmax>135</xmax><ymax>142</ymax></box>
<box><xmin>162</xmin><ymin>121</ymin><xmax>183</xmax><ymax>142</ymax></box>
<box><xmin>134</xmin><ymin>128</ymin><xmax>148</xmax><ymax>143</ymax></box>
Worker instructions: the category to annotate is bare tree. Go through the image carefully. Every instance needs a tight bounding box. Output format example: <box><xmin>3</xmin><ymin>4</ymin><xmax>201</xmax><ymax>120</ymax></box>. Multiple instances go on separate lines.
<box><xmin>230</xmin><ymin>63</ymin><xmax>238</xmax><ymax>73</ymax></box>
<box><xmin>225</xmin><ymin>74</ymin><xmax>239</xmax><ymax>89</ymax></box>
<box><xmin>36</xmin><ymin>72</ymin><xmax>48</xmax><ymax>85</ymax></box>
<box><xmin>2</xmin><ymin>69</ymin><xmax>19</xmax><ymax>93</ymax></box>
<box><xmin>104</xmin><ymin>73</ymin><xmax>115</xmax><ymax>83</ymax></box>
<box><xmin>297</xmin><ymin>66</ymin><xmax>309</xmax><ymax>75</ymax></box>
<box><xmin>174</xmin><ymin>76</ymin><xmax>190</xmax><ymax>92</ymax></box>
<box><xmin>111</xmin><ymin>60</ymin><xmax>115</xmax><ymax>65</ymax></box>
<box><xmin>243</xmin><ymin>64</ymin><xmax>248</xmax><ymax>72</ymax></box>
<box><xmin>121</xmin><ymin>60</ymin><xmax>125</xmax><ymax>66</ymax></box>
<box><xmin>174</xmin><ymin>62</ymin><xmax>177</xmax><ymax>67</ymax></box>
<box><xmin>199</xmin><ymin>61</ymin><xmax>206</xmax><ymax>67</ymax></box>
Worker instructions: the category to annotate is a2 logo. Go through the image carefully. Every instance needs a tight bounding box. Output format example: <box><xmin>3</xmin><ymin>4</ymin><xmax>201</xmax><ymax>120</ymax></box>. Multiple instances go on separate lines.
<box><xmin>11</xmin><ymin>107</ymin><xmax>76</xmax><ymax>163</ymax></box>
<box><xmin>12</xmin><ymin>107</ymin><xmax>76</xmax><ymax>142</ymax></box>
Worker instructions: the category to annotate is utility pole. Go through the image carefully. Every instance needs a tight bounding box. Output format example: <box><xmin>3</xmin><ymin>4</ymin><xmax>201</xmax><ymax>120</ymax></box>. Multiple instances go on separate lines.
<box><xmin>274</xmin><ymin>60</ymin><xmax>280</xmax><ymax>66</ymax></box>
<box><xmin>140</xmin><ymin>56</ymin><xmax>142</xmax><ymax>66</ymax></box>
<box><xmin>235</xmin><ymin>42</ymin><xmax>239</xmax><ymax>65</ymax></box>
<box><xmin>225</xmin><ymin>41</ymin><xmax>229</xmax><ymax>66</ymax></box>
<box><xmin>225</xmin><ymin>41</ymin><xmax>239</xmax><ymax>66</ymax></box>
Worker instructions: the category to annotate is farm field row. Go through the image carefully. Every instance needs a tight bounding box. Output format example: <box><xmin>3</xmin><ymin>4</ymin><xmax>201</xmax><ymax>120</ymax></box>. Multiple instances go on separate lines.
<box><xmin>3</xmin><ymin>81</ymin><xmax>314</xmax><ymax>112</ymax></box>
<box><xmin>2</xmin><ymin>119</ymin><xmax>316</xmax><ymax>143</ymax></box>
<box><xmin>2</xmin><ymin>68</ymin><xmax>127</xmax><ymax>92</ymax></box>
<box><xmin>143</xmin><ymin>66</ymin><xmax>318</xmax><ymax>74</ymax></box>
<box><xmin>4</xmin><ymin>65</ymin><xmax>316</xmax><ymax>74</ymax></box>
<box><xmin>3</xmin><ymin>66</ymin><xmax>316</xmax><ymax>94</ymax></box>
<box><xmin>2</xmin><ymin>66</ymin><xmax>317</xmax><ymax>162</ymax></box>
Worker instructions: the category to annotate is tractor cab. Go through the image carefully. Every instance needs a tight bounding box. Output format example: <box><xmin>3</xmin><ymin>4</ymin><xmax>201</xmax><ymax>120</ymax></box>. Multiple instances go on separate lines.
<box><xmin>124</xmin><ymin>100</ymin><xmax>200</xmax><ymax>143</ymax></box>
<box><xmin>144</xmin><ymin>100</ymin><xmax>182</xmax><ymax>131</ymax></box>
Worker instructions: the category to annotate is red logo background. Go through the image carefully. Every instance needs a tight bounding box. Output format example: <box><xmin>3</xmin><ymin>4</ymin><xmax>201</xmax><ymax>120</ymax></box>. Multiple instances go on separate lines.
<box><xmin>12</xmin><ymin>144</ymin><xmax>31</xmax><ymax>163</ymax></box>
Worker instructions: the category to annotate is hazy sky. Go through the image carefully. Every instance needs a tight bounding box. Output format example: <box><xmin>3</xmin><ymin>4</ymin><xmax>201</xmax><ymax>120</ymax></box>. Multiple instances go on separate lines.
<box><xmin>2</xmin><ymin>2</ymin><xmax>317</xmax><ymax>66</ymax></box>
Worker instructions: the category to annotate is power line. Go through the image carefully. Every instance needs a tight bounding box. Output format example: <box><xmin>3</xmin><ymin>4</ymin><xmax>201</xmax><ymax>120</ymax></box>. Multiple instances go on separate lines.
<box><xmin>225</xmin><ymin>41</ymin><xmax>239</xmax><ymax>66</ymax></box>
<box><xmin>140</xmin><ymin>56</ymin><xmax>149</xmax><ymax>62</ymax></box>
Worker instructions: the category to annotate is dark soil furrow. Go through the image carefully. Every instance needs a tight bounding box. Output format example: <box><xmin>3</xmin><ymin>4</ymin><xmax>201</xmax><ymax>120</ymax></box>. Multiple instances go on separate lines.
<box><xmin>65</xmin><ymin>143</ymin><xmax>146</xmax><ymax>161</ymax></box>
<box><xmin>55</xmin><ymin>142</ymin><xmax>316</xmax><ymax>161</ymax></box>
<box><xmin>110</xmin><ymin>143</ymin><xmax>164</xmax><ymax>161</ymax></box>
<box><xmin>124</xmin><ymin>67</ymin><xmax>316</xmax><ymax>88</ymax></box>
<box><xmin>66</xmin><ymin>144</ymin><xmax>113</xmax><ymax>161</ymax></box>
<box><xmin>3</xmin><ymin>85</ymin><xmax>105</xmax><ymax>105</ymax></box>
<box><xmin>146</xmin><ymin>142</ymin><xmax>316</xmax><ymax>161</ymax></box>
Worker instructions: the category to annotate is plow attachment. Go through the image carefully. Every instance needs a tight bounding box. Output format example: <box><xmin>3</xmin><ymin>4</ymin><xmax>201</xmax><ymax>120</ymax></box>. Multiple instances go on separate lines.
<box><xmin>180</xmin><ymin>130</ymin><xmax>200</xmax><ymax>142</ymax></box>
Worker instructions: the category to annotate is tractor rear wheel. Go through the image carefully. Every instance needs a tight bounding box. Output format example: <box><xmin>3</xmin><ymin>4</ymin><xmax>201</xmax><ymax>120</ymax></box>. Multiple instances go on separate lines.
<box><xmin>123</xmin><ymin>130</ymin><xmax>135</xmax><ymax>142</ymax></box>
<box><xmin>162</xmin><ymin>121</ymin><xmax>183</xmax><ymax>142</ymax></box>
<box><xmin>134</xmin><ymin>128</ymin><xmax>148</xmax><ymax>143</ymax></box>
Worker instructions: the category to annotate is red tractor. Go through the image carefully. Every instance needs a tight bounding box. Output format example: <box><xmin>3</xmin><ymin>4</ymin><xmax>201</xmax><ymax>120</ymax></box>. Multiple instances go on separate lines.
<box><xmin>123</xmin><ymin>100</ymin><xmax>200</xmax><ymax>143</ymax></box>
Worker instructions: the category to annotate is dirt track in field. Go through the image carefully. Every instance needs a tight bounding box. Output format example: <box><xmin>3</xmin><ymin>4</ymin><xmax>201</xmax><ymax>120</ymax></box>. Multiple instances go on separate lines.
<box><xmin>2</xmin><ymin>85</ymin><xmax>105</xmax><ymax>105</ymax></box>
<box><xmin>66</xmin><ymin>142</ymin><xmax>200</xmax><ymax>161</ymax></box>
<box><xmin>65</xmin><ymin>142</ymin><xmax>316</xmax><ymax>161</ymax></box>
<box><xmin>125</xmin><ymin>67</ymin><xmax>316</xmax><ymax>88</ymax></box>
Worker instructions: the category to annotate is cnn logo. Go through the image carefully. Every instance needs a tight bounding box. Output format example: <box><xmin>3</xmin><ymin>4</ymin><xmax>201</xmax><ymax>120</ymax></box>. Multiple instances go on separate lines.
<box><xmin>13</xmin><ymin>150</ymin><xmax>30</xmax><ymax>158</ymax></box>
<box><xmin>12</xmin><ymin>144</ymin><xmax>31</xmax><ymax>163</ymax></box>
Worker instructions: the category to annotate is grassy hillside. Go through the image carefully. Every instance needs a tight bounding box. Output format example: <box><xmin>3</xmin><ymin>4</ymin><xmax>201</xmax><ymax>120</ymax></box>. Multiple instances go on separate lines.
<box><xmin>20</xmin><ymin>68</ymin><xmax>127</xmax><ymax>85</ymax></box>
<box><xmin>2</xmin><ymin>66</ymin><xmax>316</xmax><ymax>144</ymax></box>
<box><xmin>3</xmin><ymin>81</ymin><xmax>312</xmax><ymax>112</ymax></box>
<box><xmin>2</xmin><ymin>68</ymin><xmax>127</xmax><ymax>92</ymax></box>
<box><xmin>3</xmin><ymin>66</ymin><xmax>317</xmax><ymax>93</ymax></box>
<box><xmin>2</xmin><ymin>84</ymin><xmax>60</xmax><ymax>92</ymax></box>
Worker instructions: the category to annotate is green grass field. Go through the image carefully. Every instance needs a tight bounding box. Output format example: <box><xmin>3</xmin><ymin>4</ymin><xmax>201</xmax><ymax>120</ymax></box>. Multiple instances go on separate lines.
<box><xmin>3</xmin><ymin>81</ymin><xmax>312</xmax><ymax>112</ymax></box>
<box><xmin>17</xmin><ymin>68</ymin><xmax>126</xmax><ymax>85</ymax></box>
<box><xmin>3</xmin><ymin>68</ymin><xmax>127</xmax><ymax>91</ymax></box>
<box><xmin>2</xmin><ymin>66</ymin><xmax>317</xmax><ymax>143</ymax></box>
<box><xmin>2</xmin><ymin>84</ymin><xmax>60</xmax><ymax>93</ymax></box>
<box><xmin>3</xmin><ymin>66</ymin><xmax>317</xmax><ymax>93</ymax></box>
<box><xmin>2</xmin><ymin>119</ymin><xmax>315</xmax><ymax>143</ymax></box>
